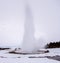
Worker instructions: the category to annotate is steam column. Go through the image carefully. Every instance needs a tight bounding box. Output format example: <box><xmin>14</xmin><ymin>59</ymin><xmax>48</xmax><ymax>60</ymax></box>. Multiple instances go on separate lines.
<box><xmin>22</xmin><ymin>4</ymin><xmax>35</xmax><ymax>53</ymax></box>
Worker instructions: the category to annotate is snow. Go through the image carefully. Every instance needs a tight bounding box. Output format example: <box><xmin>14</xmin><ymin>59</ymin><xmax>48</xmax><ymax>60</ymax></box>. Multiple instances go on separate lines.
<box><xmin>45</xmin><ymin>48</ymin><xmax>60</xmax><ymax>56</ymax></box>
<box><xmin>0</xmin><ymin>58</ymin><xmax>60</xmax><ymax>63</ymax></box>
<box><xmin>0</xmin><ymin>48</ymin><xmax>60</xmax><ymax>63</ymax></box>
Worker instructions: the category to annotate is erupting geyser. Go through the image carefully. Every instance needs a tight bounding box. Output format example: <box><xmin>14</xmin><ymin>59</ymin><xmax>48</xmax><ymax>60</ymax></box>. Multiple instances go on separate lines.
<box><xmin>22</xmin><ymin>4</ymin><xmax>36</xmax><ymax>53</ymax></box>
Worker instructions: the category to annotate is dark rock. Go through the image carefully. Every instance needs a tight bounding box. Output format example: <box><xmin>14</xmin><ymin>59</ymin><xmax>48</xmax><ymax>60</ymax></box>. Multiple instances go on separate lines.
<box><xmin>46</xmin><ymin>55</ymin><xmax>60</xmax><ymax>61</ymax></box>
<box><xmin>45</xmin><ymin>50</ymin><xmax>49</xmax><ymax>53</ymax></box>
<box><xmin>0</xmin><ymin>48</ymin><xmax>10</xmax><ymax>50</ymax></box>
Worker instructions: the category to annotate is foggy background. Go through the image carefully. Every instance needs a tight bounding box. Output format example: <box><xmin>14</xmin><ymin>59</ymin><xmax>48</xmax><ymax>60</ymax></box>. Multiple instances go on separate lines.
<box><xmin>0</xmin><ymin>0</ymin><xmax>60</xmax><ymax>47</ymax></box>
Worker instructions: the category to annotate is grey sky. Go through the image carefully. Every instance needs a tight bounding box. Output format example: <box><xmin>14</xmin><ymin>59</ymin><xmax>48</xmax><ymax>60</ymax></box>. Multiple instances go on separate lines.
<box><xmin>0</xmin><ymin>0</ymin><xmax>60</xmax><ymax>47</ymax></box>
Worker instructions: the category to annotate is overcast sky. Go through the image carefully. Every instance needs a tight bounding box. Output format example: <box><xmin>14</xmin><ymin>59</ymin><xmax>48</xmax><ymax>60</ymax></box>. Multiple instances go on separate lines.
<box><xmin>0</xmin><ymin>0</ymin><xmax>60</xmax><ymax>47</ymax></box>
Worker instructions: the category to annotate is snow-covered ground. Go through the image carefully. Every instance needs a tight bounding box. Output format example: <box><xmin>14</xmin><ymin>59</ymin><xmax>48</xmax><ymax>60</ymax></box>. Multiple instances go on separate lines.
<box><xmin>0</xmin><ymin>48</ymin><xmax>60</xmax><ymax>63</ymax></box>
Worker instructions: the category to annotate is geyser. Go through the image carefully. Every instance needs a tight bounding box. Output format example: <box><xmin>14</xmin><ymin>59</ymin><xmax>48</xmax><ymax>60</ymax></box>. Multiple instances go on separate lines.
<box><xmin>22</xmin><ymin>4</ymin><xmax>36</xmax><ymax>52</ymax></box>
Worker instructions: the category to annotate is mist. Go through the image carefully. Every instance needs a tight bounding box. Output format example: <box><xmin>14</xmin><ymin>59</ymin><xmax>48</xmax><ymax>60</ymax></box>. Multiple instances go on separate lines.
<box><xmin>0</xmin><ymin>0</ymin><xmax>60</xmax><ymax>47</ymax></box>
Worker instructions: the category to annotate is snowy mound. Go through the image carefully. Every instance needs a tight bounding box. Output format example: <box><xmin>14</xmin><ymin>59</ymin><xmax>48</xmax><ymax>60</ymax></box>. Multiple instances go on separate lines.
<box><xmin>8</xmin><ymin>48</ymin><xmax>49</xmax><ymax>55</ymax></box>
